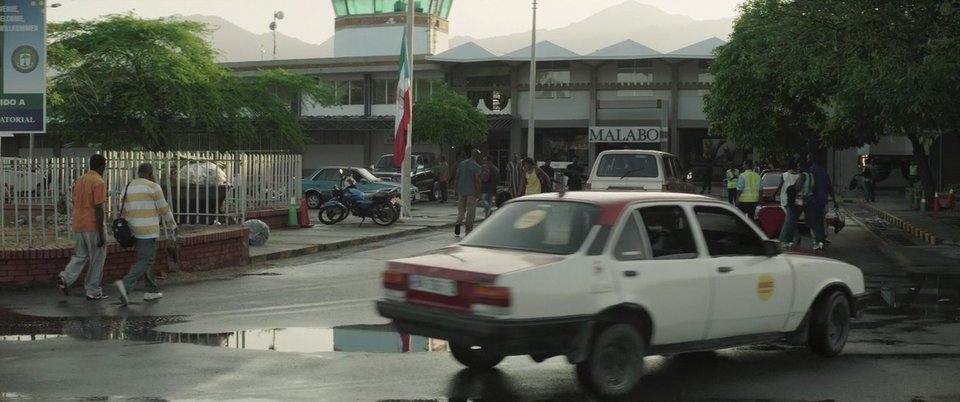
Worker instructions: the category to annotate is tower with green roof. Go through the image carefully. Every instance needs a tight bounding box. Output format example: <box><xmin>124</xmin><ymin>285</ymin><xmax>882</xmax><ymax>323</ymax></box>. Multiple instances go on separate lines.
<box><xmin>331</xmin><ymin>0</ymin><xmax>452</xmax><ymax>57</ymax></box>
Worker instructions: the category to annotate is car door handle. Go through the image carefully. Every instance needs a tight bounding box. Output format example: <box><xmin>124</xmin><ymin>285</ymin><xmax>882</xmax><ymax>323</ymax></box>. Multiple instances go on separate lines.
<box><xmin>623</xmin><ymin>270</ymin><xmax>638</xmax><ymax>277</ymax></box>
<box><xmin>717</xmin><ymin>267</ymin><xmax>733</xmax><ymax>273</ymax></box>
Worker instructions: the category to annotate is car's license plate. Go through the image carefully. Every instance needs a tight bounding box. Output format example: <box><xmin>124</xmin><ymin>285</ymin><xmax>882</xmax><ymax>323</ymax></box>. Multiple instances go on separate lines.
<box><xmin>408</xmin><ymin>275</ymin><xmax>457</xmax><ymax>296</ymax></box>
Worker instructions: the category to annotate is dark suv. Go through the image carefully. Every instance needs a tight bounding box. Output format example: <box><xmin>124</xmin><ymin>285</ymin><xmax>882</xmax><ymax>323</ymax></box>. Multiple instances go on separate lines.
<box><xmin>371</xmin><ymin>153</ymin><xmax>438</xmax><ymax>201</ymax></box>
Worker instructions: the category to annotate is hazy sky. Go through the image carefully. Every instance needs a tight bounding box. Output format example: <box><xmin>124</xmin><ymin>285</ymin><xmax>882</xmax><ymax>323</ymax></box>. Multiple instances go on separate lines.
<box><xmin>48</xmin><ymin>0</ymin><xmax>746</xmax><ymax>45</ymax></box>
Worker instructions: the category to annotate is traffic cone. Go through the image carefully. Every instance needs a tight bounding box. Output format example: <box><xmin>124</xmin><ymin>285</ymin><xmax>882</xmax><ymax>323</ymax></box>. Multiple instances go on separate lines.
<box><xmin>948</xmin><ymin>190</ymin><xmax>955</xmax><ymax>209</ymax></box>
<box><xmin>288</xmin><ymin>197</ymin><xmax>299</xmax><ymax>227</ymax></box>
<box><xmin>298</xmin><ymin>198</ymin><xmax>313</xmax><ymax>228</ymax></box>
<box><xmin>933</xmin><ymin>192</ymin><xmax>941</xmax><ymax>212</ymax></box>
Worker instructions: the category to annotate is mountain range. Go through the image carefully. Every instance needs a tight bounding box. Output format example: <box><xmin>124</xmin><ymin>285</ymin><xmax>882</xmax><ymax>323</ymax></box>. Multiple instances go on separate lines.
<box><xmin>174</xmin><ymin>1</ymin><xmax>733</xmax><ymax>62</ymax></box>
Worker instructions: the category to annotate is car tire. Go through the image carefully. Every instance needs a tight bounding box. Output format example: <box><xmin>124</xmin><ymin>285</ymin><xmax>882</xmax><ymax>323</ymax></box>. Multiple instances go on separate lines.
<box><xmin>449</xmin><ymin>343</ymin><xmax>504</xmax><ymax>369</ymax></box>
<box><xmin>495</xmin><ymin>192</ymin><xmax>511</xmax><ymax>208</ymax></box>
<box><xmin>305</xmin><ymin>192</ymin><xmax>323</xmax><ymax>209</ymax></box>
<box><xmin>809</xmin><ymin>290</ymin><xmax>851</xmax><ymax>357</ymax></box>
<box><xmin>575</xmin><ymin>323</ymin><xmax>646</xmax><ymax>397</ymax></box>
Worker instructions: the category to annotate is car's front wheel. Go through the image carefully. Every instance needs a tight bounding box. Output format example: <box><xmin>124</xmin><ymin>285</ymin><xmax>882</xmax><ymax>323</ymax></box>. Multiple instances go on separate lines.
<box><xmin>576</xmin><ymin>323</ymin><xmax>646</xmax><ymax>397</ymax></box>
<box><xmin>305</xmin><ymin>191</ymin><xmax>323</xmax><ymax>209</ymax></box>
<box><xmin>449</xmin><ymin>343</ymin><xmax>504</xmax><ymax>369</ymax></box>
<box><xmin>809</xmin><ymin>290</ymin><xmax>851</xmax><ymax>357</ymax></box>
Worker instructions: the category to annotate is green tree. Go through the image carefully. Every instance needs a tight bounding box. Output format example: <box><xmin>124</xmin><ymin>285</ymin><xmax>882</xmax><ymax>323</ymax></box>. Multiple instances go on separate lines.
<box><xmin>47</xmin><ymin>15</ymin><xmax>336</xmax><ymax>152</ymax></box>
<box><xmin>411</xmin><ymin>83</ymin><xmax>489</xmax><ymax>159</ymax></box>
<box><xmin>706</xmin><ymin>0</ymin><xmax>959</xmax><ymax>203</ymax></box>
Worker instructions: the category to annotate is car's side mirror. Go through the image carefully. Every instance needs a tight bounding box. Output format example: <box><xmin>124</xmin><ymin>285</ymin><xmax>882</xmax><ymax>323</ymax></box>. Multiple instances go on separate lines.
<box><xmin>764</xmin><ymin>239</ymin><xmax>781</xmax><ymax>257</ymax></box>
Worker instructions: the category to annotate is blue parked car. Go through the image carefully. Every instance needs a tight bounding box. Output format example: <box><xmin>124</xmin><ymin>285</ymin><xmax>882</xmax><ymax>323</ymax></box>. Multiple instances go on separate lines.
<box><xmin>303</xmin><ymin>166</ymin><xmax>418</xmax><ymax>209</ymax></box>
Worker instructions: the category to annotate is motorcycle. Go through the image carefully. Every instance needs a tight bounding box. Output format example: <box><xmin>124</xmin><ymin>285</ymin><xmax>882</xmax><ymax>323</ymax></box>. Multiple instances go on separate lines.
<box><xmin>318</xmin><ymin>169</ymin><xmax>400</xmax><ymax>226</ymax></box>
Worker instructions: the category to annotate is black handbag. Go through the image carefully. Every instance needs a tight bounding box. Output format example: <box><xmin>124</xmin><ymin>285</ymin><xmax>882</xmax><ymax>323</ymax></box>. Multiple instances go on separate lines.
<box><xmin>112</xmin><ymin>182</ymin><xmax>136</xmax><ymax>248</ymax></box>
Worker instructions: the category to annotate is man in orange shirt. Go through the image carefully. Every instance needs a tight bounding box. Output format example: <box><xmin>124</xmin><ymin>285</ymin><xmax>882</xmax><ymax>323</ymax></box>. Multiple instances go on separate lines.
<box><xmin>57</xmin><ymin>154</ymin><xmax>109</xmax><ymax>300</ymax></box>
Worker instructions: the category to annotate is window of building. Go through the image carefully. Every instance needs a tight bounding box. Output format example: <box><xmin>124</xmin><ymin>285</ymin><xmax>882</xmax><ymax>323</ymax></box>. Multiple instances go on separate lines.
<box><xmin>698</xmin><ymin>60</ymin><xmax>713</xmax><ymax>83</ymax></box>
<box><xmin>536</xmin><ymin>61</ymin><xmax>570</xmax><ymax>99</ymax></box>
<box><xmin>373</xmin><ymin>79</ymin><xmax>398</xmax><ymax>105</ymax></box>
<box><xmin>330</xmin><ymin>80</ymin><xmax>364</xmax><ymax>105</ymax></box>
<box><xmin>617</xmin><ymin>60</ymin><xmax>654</xmax><ymax>97</ymax></box>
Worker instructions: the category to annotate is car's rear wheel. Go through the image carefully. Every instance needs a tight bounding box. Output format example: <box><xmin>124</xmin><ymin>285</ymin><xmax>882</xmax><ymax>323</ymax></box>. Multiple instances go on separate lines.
<box><xmin>576</xmin><ymin>323</ymin><xmax>646</xmax><ymax>397</ymax></box>
<box><xmin>305</xmin><ymin>192</ymin><xmax>323</xmax><ymax>209</ymax></box>
<box><xmin>450</xmin><ymin>343</ymin><xmax>504</xmax><ymax>369</ymax></box>
<box><xmin>809</xmin><ymin>290</ymin><xmax>851</xmax><ymax>357</ymax></box>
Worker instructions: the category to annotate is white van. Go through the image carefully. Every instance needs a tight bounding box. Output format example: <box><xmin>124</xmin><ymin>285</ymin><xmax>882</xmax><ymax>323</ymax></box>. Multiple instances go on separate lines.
<box><xmin>585</xmin><ymin>150</ymin><xmax>695</xmax><ymax>193</ymax></box>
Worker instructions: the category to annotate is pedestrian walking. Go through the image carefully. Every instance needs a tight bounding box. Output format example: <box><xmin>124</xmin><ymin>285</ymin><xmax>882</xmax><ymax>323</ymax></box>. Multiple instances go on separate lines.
<box><xmin>519</xmin><ymin>157</ymin><xmax>553</xmax><ymax>196</ymax></box>
<box><xmin>724</xmin><ymin>162</ymin><xmax>739</xmax><ymax>205</ymax></box>
<box><xmin>506</xmin><ymin>154</ymin><xmax>522</xmax><ymax>199</ymax></box>
<box><xmin>565</xmin><ymin>156</ymin><xmax>584</xmax><ymax>191</ymax></box>
<box><xmin>479</xmin><ymin>155</ymin><xmax>500</xmax><ymax>218</ymax></box>
<box><xmin>541</xmin><ymin>159</ymin><xmax>555</xmax><ymax>183</ymax></box>
<box><xmin>114</xmin><ymin>163</ymin><xmax>178</xmax><ymax>305</ymax></box>
<box><xmin>454</xmin><ymin>149</ymin><xmax>482</xmax><ymax>237</ymax></box>
<box><xmin>861</xmin><ymin>163</ymin><xmax>875</xmax><ymax>203</ymax></box>
<box><xmin>737</xmin><ymin>160</ymin><xmax>761</xmax><ymax>218</ymax></box>
<box><xmin>776</xmin><ymin>161</ymin><xmax>802</xmax><ymax>249</ymax></box>
<box><xmin>809</xmin><ymin>156</ymin><xmax>839</xmax><ymax>250</ymax></box>
<box><xmin>435</xmin><ymin>156</ymin><xmax>449</xmax><ymax>203</ymax></box>
<box><xmin>57</xmin><ymin>154</ymin><xmax>109</xmax><ymax>300</ymax></box>
<box><xmin>700</xmin><ymin>158</ymin><xmax>713</xmax><ymax>195</ymax></box>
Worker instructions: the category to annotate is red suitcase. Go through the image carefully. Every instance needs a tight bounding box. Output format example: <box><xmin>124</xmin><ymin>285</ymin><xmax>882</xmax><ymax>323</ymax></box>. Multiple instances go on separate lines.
<box><xmin>757</xmin><ymin>204</ymin><xmax>785</xmax><ymax>238</ymax></box>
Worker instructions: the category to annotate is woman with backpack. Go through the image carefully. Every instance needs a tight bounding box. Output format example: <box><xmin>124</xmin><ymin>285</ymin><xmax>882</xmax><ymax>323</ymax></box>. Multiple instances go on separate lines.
<box><xmin>778</xmin><ymin>160</ymin><xmax>812</xmax><ymax>250</ymax></box>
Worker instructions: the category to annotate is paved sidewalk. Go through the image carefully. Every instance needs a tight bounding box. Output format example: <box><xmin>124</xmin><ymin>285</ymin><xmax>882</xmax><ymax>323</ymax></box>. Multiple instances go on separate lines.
<box><xmin>250</xmin><ymin>201</ymin><xmax>486</xmax><ymax>263</ymax></box>
<box><xmin>843</xmin><ymin>189</ymin><xmax>960</xmax><ymax>246</ymax></box>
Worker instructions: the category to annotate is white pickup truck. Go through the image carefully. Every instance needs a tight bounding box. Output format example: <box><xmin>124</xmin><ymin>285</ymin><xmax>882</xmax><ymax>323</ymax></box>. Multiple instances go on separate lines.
<box><xmin>377</xmin><ymin>191</ymin><xmax>867</xmax><ymax>397</ymax></box>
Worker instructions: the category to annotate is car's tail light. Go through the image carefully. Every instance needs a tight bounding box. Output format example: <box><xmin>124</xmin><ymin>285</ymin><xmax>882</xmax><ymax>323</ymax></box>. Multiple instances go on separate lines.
<box><xmin>382</xmin><ymin>271</ymin><xmax>408</xmax><ymax>300</ymax></box>
<box><xmin>471</xmin><ymin>285</ymin><xmax>511</xmax><ymax>307</ymax></box>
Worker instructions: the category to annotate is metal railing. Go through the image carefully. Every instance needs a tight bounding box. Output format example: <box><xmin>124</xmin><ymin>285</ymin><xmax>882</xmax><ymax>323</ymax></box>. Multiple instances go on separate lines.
<box><xmin>0</xmin><ymin>152</ymin><xmax>301</xmax><ymax>249</ymax></box>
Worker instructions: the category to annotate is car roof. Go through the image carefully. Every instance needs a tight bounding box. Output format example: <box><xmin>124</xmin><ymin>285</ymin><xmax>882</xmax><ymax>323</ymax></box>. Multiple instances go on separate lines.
<box><xmin>596</xmin><ymin>150</ymin><xmax>673</xmax><ymax>156</ymax></box>
<box><xmin>517</xmin><ymin>191</ymin><xmax>722</xmax><ymax>225</ymax></box>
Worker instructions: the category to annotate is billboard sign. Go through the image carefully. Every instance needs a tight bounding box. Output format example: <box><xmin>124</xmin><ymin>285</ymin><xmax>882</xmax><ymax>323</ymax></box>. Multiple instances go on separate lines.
<box><xmin>1</xmin><ymin>0</ymin><xmax>45</xmax><ymax>133</ymax></box>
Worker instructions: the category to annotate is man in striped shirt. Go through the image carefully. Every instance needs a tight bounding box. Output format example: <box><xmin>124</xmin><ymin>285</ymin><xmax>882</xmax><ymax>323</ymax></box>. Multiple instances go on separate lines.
<box><xmin>114</xmin><ymin>163</ymin><xmax>178</xmax><ymax>305</ymax></box>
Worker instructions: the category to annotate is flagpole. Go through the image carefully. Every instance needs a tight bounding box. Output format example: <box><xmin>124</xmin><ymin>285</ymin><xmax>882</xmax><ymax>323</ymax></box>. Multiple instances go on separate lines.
<box><xmin>401</xmin><ymin>0</ymin><xmax>414</xmax><ymax>219</ymax></box>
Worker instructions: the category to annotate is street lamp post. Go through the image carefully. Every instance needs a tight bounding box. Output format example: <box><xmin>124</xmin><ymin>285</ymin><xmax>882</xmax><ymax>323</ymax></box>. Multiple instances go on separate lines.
<box><xmin>527</xmin><ymin>0</ymin><xmax>537</xmax><ymax>160</ymax></box>
<box><xmin>269</xmin><ymin>11</ymin><xmax>284</xmax><ymax>60</ymax></box>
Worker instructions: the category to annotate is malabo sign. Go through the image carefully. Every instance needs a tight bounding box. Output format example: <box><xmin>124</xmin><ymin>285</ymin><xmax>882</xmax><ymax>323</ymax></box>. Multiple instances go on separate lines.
<box><xmin>588</xmin><ymin>126</ymin><xmax>663</xmax><ymax>143</ymax></box>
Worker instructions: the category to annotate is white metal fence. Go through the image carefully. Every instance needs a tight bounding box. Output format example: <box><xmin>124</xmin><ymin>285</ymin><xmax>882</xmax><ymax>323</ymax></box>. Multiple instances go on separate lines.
<box><xmin>0</xmin><ymin>152</ymin><xmax>301</xmax><ymax>249</ymax></box>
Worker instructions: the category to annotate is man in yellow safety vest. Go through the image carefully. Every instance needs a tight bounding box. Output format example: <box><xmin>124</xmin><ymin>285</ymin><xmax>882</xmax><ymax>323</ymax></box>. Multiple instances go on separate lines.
<box><xmin>737</xmin><ymin>160</ymin><xmax>761</xmax><ymax>218</ymax></box>
<box><xmin>724</xmin><ymin>162</ymin><xmax>739</xmax><ymax>204</ymax></box>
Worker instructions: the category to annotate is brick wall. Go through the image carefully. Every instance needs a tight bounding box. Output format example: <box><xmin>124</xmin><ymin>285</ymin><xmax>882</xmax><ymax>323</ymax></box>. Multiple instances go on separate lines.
<box><xmin>0</xmin><ymin>227</ymin><xmax>250</xmax><ymax>289</ymax></box>
<box><xmin>245</xmin><ymin>208</ymin><xmax>290</xmax><ymax>229</ymax></box>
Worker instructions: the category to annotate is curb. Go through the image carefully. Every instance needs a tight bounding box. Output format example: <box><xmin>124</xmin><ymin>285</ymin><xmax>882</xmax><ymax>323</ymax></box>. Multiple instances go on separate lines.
<box><xmin>861</xmin><ymin>203</ymin><xmax>939</xmax><ymax>245</ymax></box>
<box><xmin>249</xmin><ymin>219</ymin><xmax>473</xmax><ymax>264</ymax></box>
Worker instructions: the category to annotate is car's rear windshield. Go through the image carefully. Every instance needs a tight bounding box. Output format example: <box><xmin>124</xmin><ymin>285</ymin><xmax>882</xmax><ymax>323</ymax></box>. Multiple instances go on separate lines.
<box><xmin>761</xmin><ymin>172</ymin><xmax>782</xmax><ymax>187</ymax></box>
<box><xmin>596</xmin><ymin>154</ymin><xmax>659</xmax><ymax>178</ymax></box>
<box><xmin>461</xmin><ymin>201</ymin><xmax>601</xmax><ymax>255</ymax></box>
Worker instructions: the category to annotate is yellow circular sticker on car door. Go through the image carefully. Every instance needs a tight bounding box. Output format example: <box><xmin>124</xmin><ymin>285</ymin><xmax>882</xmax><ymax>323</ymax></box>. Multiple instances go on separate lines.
<box><xmin>757</xmin><ymin>274</ymin><xmax>775</xmax><ymax>301</ymax></box>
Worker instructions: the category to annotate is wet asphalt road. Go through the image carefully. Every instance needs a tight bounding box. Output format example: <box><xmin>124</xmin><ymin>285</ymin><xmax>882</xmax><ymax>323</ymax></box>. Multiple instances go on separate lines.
<box><xmin>1</xmin><ymin>207</ymin><xmax>959</xmax><ymax>401</ymax></box>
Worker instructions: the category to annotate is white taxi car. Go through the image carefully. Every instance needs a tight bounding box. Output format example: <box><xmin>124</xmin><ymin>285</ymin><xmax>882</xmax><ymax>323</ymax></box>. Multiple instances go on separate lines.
<box><xmin>376</xmin><ymin>192</ymin><xmax>868</xmax><ymax>396</ymax></box>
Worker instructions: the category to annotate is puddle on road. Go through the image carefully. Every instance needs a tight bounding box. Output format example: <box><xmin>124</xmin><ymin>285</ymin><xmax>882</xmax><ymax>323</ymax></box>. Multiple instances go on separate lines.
<box><xmin>0</xmin><ymin>309</ymin><xmax>447</xmax><ymax>353</ymax></box>
<box><xmin>863</xmin><ymin>273</ymin><xmax>960</xmax><ymax>321</ymax></box>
